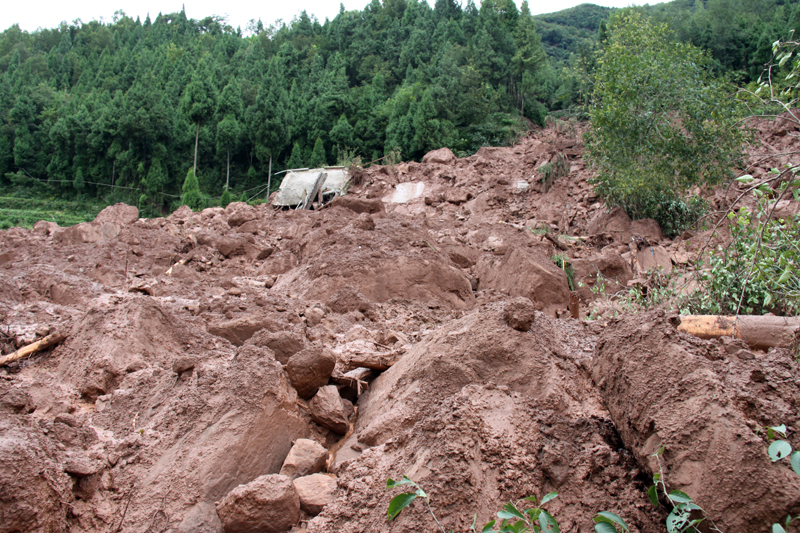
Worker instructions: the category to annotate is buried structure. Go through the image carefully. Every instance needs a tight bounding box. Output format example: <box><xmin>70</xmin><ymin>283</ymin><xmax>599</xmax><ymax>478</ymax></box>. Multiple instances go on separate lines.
<box><xmin>1</xmin><ymin>125</ymin><xmax>799</xmax><ymax>533</ymax></box>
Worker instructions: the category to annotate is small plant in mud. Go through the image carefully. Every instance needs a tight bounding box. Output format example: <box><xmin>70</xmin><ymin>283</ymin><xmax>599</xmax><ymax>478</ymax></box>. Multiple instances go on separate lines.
<box><xmin>648</xmin><ymin>447</ymin><xmax>722</xmax><ymax>533</ymax></box>
<box><xmin>387</xmin><ymin>477</ymin><xmax>631</xmax><ymax>533</ymax></box>
<box><xmin>386</xmin><ymin>477</ymin><xmax>447</xmax><ymax>533</ymax></box>
<box><xmin>540</xmin><ymin>153</ymin><xmax>569</xmax><ymax>193</ymax></box>
<box><xmin>761</xmin><ymin>424</ymin><xmax>800</xmax><ymax>532</ymax></box>
<box><xmin>551</xmin><ymin>253</ymin><xmax>575</xmax><ymax>291</ymax></box>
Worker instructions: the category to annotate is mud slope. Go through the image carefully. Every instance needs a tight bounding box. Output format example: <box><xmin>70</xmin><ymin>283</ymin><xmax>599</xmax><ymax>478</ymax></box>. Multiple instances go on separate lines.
<box><xmin>1</xmin><ymin>120</ymin><xmax>799</xmax><ymax>533</ymax></box>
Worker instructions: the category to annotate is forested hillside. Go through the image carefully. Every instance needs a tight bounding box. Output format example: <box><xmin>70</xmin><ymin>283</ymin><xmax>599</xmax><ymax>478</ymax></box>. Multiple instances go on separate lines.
<box><xmin>1</xmin><ymin>0</ymin><xmax>799</xmax><ymax>217</ymax></box>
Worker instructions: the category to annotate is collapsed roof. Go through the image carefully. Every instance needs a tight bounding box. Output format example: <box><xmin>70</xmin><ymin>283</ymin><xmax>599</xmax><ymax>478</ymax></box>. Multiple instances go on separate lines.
<box><xmin>273</xmin><ymin>167</ymin><xmax>350</xmax><ymax>208</ymax></box>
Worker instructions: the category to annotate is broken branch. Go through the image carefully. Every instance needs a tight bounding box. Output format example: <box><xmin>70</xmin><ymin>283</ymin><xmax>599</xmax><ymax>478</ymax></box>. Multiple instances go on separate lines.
<box><xmin>0</xmin><ymin>332</ymin><xmax>67</xmax><ymax>366</ymax></box>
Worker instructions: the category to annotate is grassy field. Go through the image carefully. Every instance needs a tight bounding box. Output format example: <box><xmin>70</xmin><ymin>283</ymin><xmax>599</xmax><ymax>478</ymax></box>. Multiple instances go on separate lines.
<box><xmin>0</xmin><ymin>196</ymin><xmax>103</xmax><ymax>229</ymax></box>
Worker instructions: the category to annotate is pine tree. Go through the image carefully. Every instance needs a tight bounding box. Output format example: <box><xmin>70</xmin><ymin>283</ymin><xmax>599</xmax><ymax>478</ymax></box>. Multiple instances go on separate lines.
<box><xmin>180</xmin><ymin>168</ymin><xmax>206</xmax><ymax>211</ymax></box>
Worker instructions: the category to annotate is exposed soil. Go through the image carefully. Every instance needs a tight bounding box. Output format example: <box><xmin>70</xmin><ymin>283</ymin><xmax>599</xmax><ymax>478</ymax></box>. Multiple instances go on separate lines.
<box><xmin>1</xmin><ymin>119</ymin><xmax>799</xmax><ymax>533</ymax></box>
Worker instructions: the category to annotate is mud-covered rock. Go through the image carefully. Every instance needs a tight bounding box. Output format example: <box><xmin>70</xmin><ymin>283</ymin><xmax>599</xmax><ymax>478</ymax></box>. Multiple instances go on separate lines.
<box><xmin>246</xmin><ymin>329</ymin><xmax>305</xmax><ymax>365</ymax></box>
<box><xmin>293</xmin><ymin>473</ymin><xmax>337</xmax><ymax>516</ymax></box>
<box><xmin>94</xmin><ymin>203</ymin><xmax>139</xmax><ymax>225</ymax></box>
<box><xmin>280</xmin><ymin>439</ymin><xmax>328</xmax><ymax>480</ymax></box>
<box><xmin>503</xmin><ymin>296</ymin><xmax>536</xmax><ymax>332</ymax></box>
<box><xmin>330</xmin><ymin>196</ymin><xmax>385</xmax><ymax>214</ymax></box>
<box><xmin>216</xmin><ymin>474</ymin><xmax>300</xmax><ymax>533</ymax></box>
<box><xmin>422</xmin><ymin>147</ymin><xmax>457</xmax><ymax>165</ymax></box>
<box><xmin>476</xmin><ymin>247</ymin><xmax>569</xmax><ymax>317</ymax></box>
<box><xmin>308</xmin><ymin>385</ymin><xmax>349</xmax><ymax>434</ymax></box>
<box><xmin>287</xmin><ymin>346</ymin><xmax>336</xmax><ymax>400</ymax></box>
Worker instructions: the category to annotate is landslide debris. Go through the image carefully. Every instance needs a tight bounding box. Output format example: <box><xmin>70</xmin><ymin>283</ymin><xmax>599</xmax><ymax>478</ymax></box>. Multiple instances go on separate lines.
<box><xmin>0</xmin><ymin>121</ymin><xmax>798</xmax><ymax>533</ymax></box>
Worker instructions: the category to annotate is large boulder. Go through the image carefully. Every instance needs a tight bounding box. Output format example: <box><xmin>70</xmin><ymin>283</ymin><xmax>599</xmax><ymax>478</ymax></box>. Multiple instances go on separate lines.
<box><xmin>293</xmin><ymin>474</ymin><xmax>337</xmax><ymax>516</ymax></box>
<box><xmin>475</xmin><ymin>247</ymin><xmax>570</xmax><ymax>317</ymax></box>
<box><xmin>308</xmin><ymin>386</ymin><xmax>349</xmax><ymax>434</ymax></box>
<box><xmin>280</xmin><ymin>439</ymin><xmax>328</xmax><ymax>480</ymax></box>
<box><xmin>587</xmin><ymin>206</ymin><xmax>632</xmax><ymax>244</ymax></box>
<box><xmin>94</xmin><ymin>203</ymin><xmax>139</xmax><ymax>225</ymax></box>
<box><xmin>216</xmin><ymin>474</ymin><xmax>300</xmax><ymax>533</ymax></box>
<box><xmin>422</xmin><ymin>147</ymin><xmax>457</xmax><ymax>165</ymax></box>
<box><xmin>286</xmin><ymin>346</ymin><xmax>336</xmax><ymax>400</ymax></box>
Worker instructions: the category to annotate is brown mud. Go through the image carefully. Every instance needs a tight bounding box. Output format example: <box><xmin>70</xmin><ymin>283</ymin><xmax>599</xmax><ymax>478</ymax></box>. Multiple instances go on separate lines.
<box><xmin>0</xmin><ymin>120</ymin><xmax>799</xmax><ymax>533</ymax></box>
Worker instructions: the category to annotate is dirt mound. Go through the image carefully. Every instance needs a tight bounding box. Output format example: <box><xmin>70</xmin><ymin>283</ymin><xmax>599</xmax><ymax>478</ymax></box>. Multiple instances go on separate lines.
<box><xmin>593</xmin><ymin>311</ymin><xmax>800</xmax><ymax>530</ymax></box>
<box><xmin>317</xmin><ymin>301</ymin><xmax>663</xmax><ymax>532</ymax></box>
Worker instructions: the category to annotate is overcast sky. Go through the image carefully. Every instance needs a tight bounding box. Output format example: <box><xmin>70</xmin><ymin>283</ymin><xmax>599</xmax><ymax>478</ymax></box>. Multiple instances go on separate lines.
<box><xmin>3</xmin><ymin>0</ymin><xmax>670</xmax><ymax>34</ymax></box>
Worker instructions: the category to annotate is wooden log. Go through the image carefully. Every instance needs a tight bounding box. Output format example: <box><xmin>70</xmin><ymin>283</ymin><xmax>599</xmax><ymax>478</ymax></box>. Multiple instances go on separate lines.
<box><xmin>678</xmin><ymin>315</ymin><xmax>800</xmax><ymax>349</ymax></box>
<box><xmin>0</xmin><ymin>332</ymin><xmax>67</xmax><ymax>366</ymax></box>
<box><xmin>543</xmin><ymin>232</ymin><xmax>568</xmax><ymax>251</ymax></box>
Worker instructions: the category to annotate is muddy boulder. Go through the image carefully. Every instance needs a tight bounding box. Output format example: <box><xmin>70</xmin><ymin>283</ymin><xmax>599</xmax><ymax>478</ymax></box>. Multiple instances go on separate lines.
<box><xmin>280</xmin><ymin>439</ymin><xmax>328</xmax><ymax>480</ymax></box>
<box><xmin>287</xmin><ymin>346</ymin><xmax>336</xmax><ymax>400</ymax></box>
<box><xmin>293</xmin><ymin>474</ymin><xmax>337</xmax><ymax>516</ymax></box>
<box><xmin>216</xmin><ymin>474</ymin><xmax>300</xmax><ymax>533</ymax></box>
<box><xmin>308</xmin><ymin>385</ymin><xmax>349</xmax><ymax>434</ymax></box>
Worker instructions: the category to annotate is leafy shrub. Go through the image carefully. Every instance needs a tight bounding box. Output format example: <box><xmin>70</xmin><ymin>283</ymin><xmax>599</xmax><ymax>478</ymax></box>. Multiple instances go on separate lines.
<box><xmin>690</xmin><ymin>201</ymin><xmax>800</xmax><ymax>316</ymax></box>
<box><xmin>586</xmin><ymin>11</ymin><xmax>743</xmax><ymax>236</ymax></box>
<box><xmin>180</xmin><ymin>168</ymin><xmax>207</xmax><ymax>211</ymax></box>
<box><xmin>0</xmin><ymin>220</ymin><xmax>12</xmax><ymax>229</ymax></box>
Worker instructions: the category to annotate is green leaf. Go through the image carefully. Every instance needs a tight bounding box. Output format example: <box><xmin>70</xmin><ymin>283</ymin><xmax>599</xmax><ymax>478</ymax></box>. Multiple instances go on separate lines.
<box><xmin>386</xmin><ymin>476</ymin><xmax>414</xmax><ymax>488</ymax></box>
<box><xmin>541</xmin><ymin>492</ymin><xmax>558</xmax><ymax>505</ymax></box>
<box><xmin>482</xmin><ymin>520</ymin><xmax>496</xmax><ymax>532</ymax></box>
<box><xmin>538</xmin><ymin>510</ymin><xmax>560</xmax><ymax>533</ymax></box>
<box><xmin>769</xmin><ymin>440</ymin><xmax>793</xmax><ymax>461</ymax></box>
<box><xmin>654</xmin><ymin>446</ymin><xmax>665</xmax><ymax>456</ymax></box>
<box><xmin>498</xmin><ymin>503</ymin><xmax>525</xmax><ymax>521</ymax></box>
<box><xmin>736</xmin><ymin>174</ymin><xmax>755</xmax><ymax>183</ymax></box>
<box><xmin>594</xmin><ymin>512</ymin><xmax>629</xmax><ymax>532</ymax></box>
<box><xmin>773</xmin><ymin>524</ymin><xmax>787</xmax><ymax>533</ymax></box>
<box><xmin>524</xmin><ymin>495</ymin><xmax>538</xmax><ymax>504</ymax></box>
<box><xmin>778</xmin><ymin>267</ymin><xmax>793</xmax><ymax>284</ymax></box>
<box><xmin>594</xmin><ymin>524</ymin><xmax>619</xmax><ymax>533</ymax></box>
<box><xmin>771</xmin><ymin>424</ymin><xmax>788</xmax><ymax>437</ymax></box>
<box><xmin>667</xmin><ymin>490</ymin><xmax>694</xmax><ymax>504</ymax></box>
<box><xmin>387</xmin><ymin>492</ymin><xmax>417</xmax><ymax>521</ymax></box>
<box><xmin>666</xmin><ymin>510</ymin><xmax>690</xmax><ymax>533</ymax></box>
<box><xmin>415</xmin><ymin>487</ymin><xmax>428</xmax><ymax>498</ymax></box>
<box><xmin>791</xmin><ymin>451</ymin><xmax>800</xmax><ymax>477</ymax></box>
<box><xmin>764</xmin><ymin>293</ymin><xmax>773</xmax><ymax>308</ymax></box>
<box><xmin>648</xmin><ymin>485</ymin><xmax>659</xmax><ymax>507</ymax></box>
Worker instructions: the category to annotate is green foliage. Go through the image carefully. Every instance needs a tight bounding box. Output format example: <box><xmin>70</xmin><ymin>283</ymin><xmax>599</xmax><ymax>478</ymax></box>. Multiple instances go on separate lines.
<box><xmin>551</xmin><ymin>253</ymin><xmax>575</xmax><ymax>291</ymax></box>
<box><xmin>180</xmin><ymin>168</ymin><xmax>206</xmax><ymax>211</ymax></box>
<box><xmin>220</xmin><ymin>187</ymin><xmax>233</xmax><ymax>208</ymax></box>
<box><xmin>690</xmin><ymin>198</ymin><xmax>800</xmax><ymax>316</ymax></box>
<box><xmin>586</xmin><ymin>11</ymin><xmax>743</xmax><ymax>235</ymax></box>
<box><xmin>647</xmin><ymin>447</ymin><xmax>720</xmax><ymax>533</ymax></box>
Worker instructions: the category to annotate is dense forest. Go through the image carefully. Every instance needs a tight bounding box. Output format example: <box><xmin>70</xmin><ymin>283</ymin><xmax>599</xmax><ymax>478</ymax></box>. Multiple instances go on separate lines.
<box><xmin>0</xmin><ymin>0</ymin><xmax>799</xmax><ymax>216</ymax></box>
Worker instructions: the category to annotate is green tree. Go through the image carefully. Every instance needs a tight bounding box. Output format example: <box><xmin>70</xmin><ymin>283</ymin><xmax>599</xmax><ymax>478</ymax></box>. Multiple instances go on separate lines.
<box><xmin>182</xmin><ymin>72</ymin><xmax>217</xmax><ymax>175</ymax></box>
<box><xmin>180</xmin><ymin>168</ymin><xmax>206</xmax><ymax>211</ymax></box>
<box><xmin>220</xmin><ymin>186</ymin><xmax>233</xmax><ymax>207</ymax></box>
<box><xmin>586</xmin><ymin>11</ymin><xmax>743</xmax><ymax>235</ymax></box>
<box><xmin>309</xmin><ymin>136</ymin><xmax>327</xmax><ymax>168</ymax></box>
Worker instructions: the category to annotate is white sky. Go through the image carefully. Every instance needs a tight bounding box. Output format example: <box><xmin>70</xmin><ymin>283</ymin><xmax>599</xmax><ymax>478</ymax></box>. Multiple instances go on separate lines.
<box><xmin>2</xmin><ymin>0</ymin><xmax>669</xmax><ymax>34</ymax></box>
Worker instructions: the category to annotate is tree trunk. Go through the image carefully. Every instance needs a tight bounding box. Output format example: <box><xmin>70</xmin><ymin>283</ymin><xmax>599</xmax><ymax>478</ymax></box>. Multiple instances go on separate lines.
<box><xmin>267</xmin><ymin>155</ymin><xmax>272</xmax><ymax>201</ymax></box>
<box><xmin>678</xmin><ymin>315</ymin><xmax>800</xmax><ymax>349</ymax></box>
<box><xmin>226</xmin><ymin>146</ymin><xmax>230</xmax><ymax>190</ymax></box>
<box><xmin>193</xmin><ymin>120</ymin><xmax>200</xmax><ymax>175</ymax></box>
